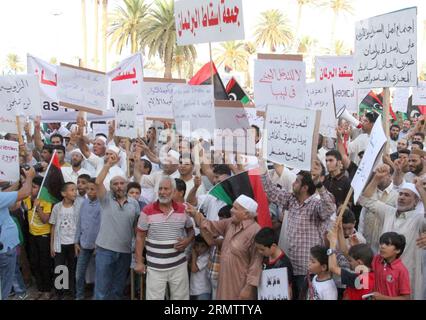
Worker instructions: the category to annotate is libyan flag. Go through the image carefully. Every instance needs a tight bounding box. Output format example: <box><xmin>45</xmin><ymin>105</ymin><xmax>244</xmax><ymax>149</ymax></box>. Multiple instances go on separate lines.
<box><xmin>359</xmin><ymin>90</ymin><xmax>396</xmax><ymax>120</ymax></box>
<box><xmin>189</xmin><ymin>62</ymin><xmax>229</xmax><ymax>100</ymax></box>
<box><xmin>208</xmin><ymin>169</ymin><xmax>272</xmax><ymax>228</ymax></box>
<box><xmin>37</xmin><ymin>150</ymin><xmax>64</xmax><ymax>204</ymax></box>
<box><xmin>226</xmin><ymin>77</ymin><xmax>250</xmax><ymax>105</ymax></box>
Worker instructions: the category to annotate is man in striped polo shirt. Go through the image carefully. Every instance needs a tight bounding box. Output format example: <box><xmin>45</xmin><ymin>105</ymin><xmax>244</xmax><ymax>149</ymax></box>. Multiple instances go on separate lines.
<box><xmin>134</xmin><ymin>176</ymin><xmax>195</xmax><ymax>300</ymax></box>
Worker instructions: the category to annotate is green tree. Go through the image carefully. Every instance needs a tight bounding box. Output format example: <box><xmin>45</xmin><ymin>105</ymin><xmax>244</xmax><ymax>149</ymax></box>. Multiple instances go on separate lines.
<box><xmin>140</xmin><ymin>0</ymin><xmax>196</xmax><ymax>78</ymax></box>
<box><xmin>297</xmin><ymin>36</ymin><xmax>318</xmax><ymax>54</ymax></box>
<box><xmin>214</xmin><ymin>41</ymin><xmax>249</xmax><ymax>72</ymax></box>
<box><xmin>6</xmin><ymin>54</ymin><xmax>24</xmax><ymax>74</ymax></box>
<box><xmin>254</xmin><ymin>9</ymin><xmax>293</xmax><ymax>52</ymax></box>
<box><xmin>108</xmin><ymin>0</ymin><xmax>149</xmax><ymax>54</ymax></box>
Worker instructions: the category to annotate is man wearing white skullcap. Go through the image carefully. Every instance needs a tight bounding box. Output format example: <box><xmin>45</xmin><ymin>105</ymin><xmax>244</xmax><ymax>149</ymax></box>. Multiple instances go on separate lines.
<box><xmin>185</xmin><ymin>195</ymin><xmax>263</xmax><ymax>300</ymax></box>
<box><xmin>359</xmin><ymin>164</ymin><xmax>426</xmax><ymax>300</ymax></box>
<box><xmin>61</xmin><ymin>148</ymin><xmax>92</xmax><ymax>184</ymax></box>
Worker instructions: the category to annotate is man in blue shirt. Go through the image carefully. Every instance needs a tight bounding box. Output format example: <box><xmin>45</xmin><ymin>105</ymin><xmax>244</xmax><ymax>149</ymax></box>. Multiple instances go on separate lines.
<box><xmin>0</xmin><ymin>167</ymin><xmax>36</xmax><ymax>299</ymax></box>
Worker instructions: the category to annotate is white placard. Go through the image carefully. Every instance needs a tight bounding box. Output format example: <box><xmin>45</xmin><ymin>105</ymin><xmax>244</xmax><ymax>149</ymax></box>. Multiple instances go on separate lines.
<box><xmin>245</xmin><ymin>107</ymin><xmax>264</xmax><ymax>128</ymax></box>
<box><xmin>0</xmin><ymin>74</ymin><xmax>41</xmax><ymax>117</ymax></box>
<box><xmin>316</xmin><ymin>56</ymin><xmax>356</xmax><ymax>113</ymax></box>
<box><xmin>0</xmin><ymin>140</ymin><xmax>19</xmax><ymax>182</ymax></box>
<box><xmin>258</xmin><ymin>268</ymin><xmax>290</xmax><ymax>300</ymax></box>
<box><xmin>172</xmin><ymin>85</ymin><xmax>215</xmax><ymax>138</ymax></box>
<box><xmin>115</xmin><ymin>95</ymin><xmax>138</xmax><ymax>139</ymax></box>
<box><xmin>265</xmin><ymin>104</ymin><xmax>320</xmax><ymax>171</ymax></box>
<box><xmin>354</xmin><ymin>7</ymin><xmax>417</xmax><ymax>88</ymax></box>
<box><xmin>58</xmin><ymin>64</ymin><xmax>109</xmax><ymax>114</ymax></box>
<box><xmin>108</xmin><ymin>53</ymin><xmax>144</xmax><ymax>114</ymax></box>
<box><xmin>305</xmin><ymin>82</ymin><xmax>337</xmax><ymax>138</ymax></box>
<box><xmin>412</xmin><ymin>81</ymin><xmax>426</xmax><ymax>106</ymax></box>
<box><xmin>142</xmin><ymin>82</ymin><xmax>183</xmax><ymax>119</ymax></box>
<box><xmin>92</xmin><ymin>123</ymin><xmax>109</xmax><ymax>138</ymax></box>
<box><xmin>175</xmin><ymin>0</ymin><xmax>245</xmax><ymax>45</ymax></box>
<box><xmin>351</xmin><ymin>115</ymin><xmax>387</xmax><ymax>203</ymax></box>
<box><xmin>254</xmin><ymin>59</ymin><xmax>306</xmax><ymax>112</ymax></box>
<box><xmin>392</xmin><ymin>87</ymin><xmax>410</xmax><ymax>113</ymax></box>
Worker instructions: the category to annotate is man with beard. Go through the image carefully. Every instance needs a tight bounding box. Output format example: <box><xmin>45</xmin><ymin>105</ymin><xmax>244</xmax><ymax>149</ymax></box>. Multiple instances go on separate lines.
<box><xmin>347</xmin><ymin>112</ymin><xmax>378</xmax><ymax>165</ymax></box>
<box><xmin>94</xmin><ymin>154</ymin><xmax>140</xmax><ymax>300</ymax></box>
<box><xmin>399</xmin><ymin>119</ymin><xmax>412</xmax><ymax>140</ymax></box>
<box><xmin>389</xmin><ymin>124</ymin><xmax>401</xmax><ymax>154</ymax></box>
<box><xmin>134</xmin><ymin>176</ymin><xmax>194</xmax><ymax>300</ymax></box>
<box><xmin>394</xmin><ymin>149</ymin><xmax>426</xmax><ymax>184</ymax></box>
<box><xmin>323</xmin><ymin>150</ymin><xmax>351</xmax><ymax>207</ymax></box>
<box><xmin>61</xmin><ymin>149</ymin><xmax>91</xmax><ymax>184</ymax></box>
<box><xmin>390</xmin><ymin>138</ymin><xmax>409</xmax><ymax>161</ymax></box>
<box><xmin>359</xmin><ymin>165</ymin><xmax>426</xmax><ymax>300</ymax></box>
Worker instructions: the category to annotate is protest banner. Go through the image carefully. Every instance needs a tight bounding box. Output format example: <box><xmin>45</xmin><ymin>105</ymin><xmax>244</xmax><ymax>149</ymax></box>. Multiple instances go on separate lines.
<box><xmin>244</xmin><ymin>104</ymin><xmax>265</xmax><ymax>129</ymax></box>
<box><xmin>265</xmin><ymin>104</ymin><xmax>320</xmax><ymax>171</ymax></box>
<box><xmin>392</xmin><ymin>87</ymin><xmax>410</xmax><ymax>113</ymax></box>
<box><xmin>92</xmin><ymin>123</ymin><xmax>109</xmax><ymax>138</ymax></box>
<box><xmin>0</xmin><ymin>140</ymin><xmax>19</xmax><ymax>182</ymax></box>
<box><xmin>172</xmin><ymin>84</ymin><xmax>215</xmax><ymax>139</ymax></box>
<box><xmin>351</xmin><ymin>114</ymin><xmax>387</xmax><ymax>203</ymax></box>
<box><xmin>258</xmin><ymin>267</ymin><xmax>290</xmax><ymax>300</ymax></box>
<box><xmin>58</xmin><ymin>63</ymin><xmax>109</xmax><ymax>115</ymax></box>
<box><xmin>354</xmin><ymin>7</ymin><xmax>417</xmax><ymax>89</ymax></box>
<box><xmin>316</xmin><ymin>56</ymin><xmax>356</xmax><ymax>113</ymax></box>
<box><xmin>214</xmin><ymin>100</ymin><xmax>253</xmax><ymax>154</ymax></box>
<box><xmin>108</xmin><ymin>53</ymin><xmax>144</xmax><ymax>114</ymax></box>
<box><xmin>305</xmin><ymin>82</ymin><xmax>337</xmax><ymax>138</ymax></box>
<box><xmin>412</xmin><ymin>81</ymin><xmax>426</xmax><ymax>106</ymax></box>
<box><xmin>141</xmin><ymin>77</ymin><xmax>186</xmax><ymax>121</ymax></box>
<box><xmin>114</xmin><ymin>95</ymin><xmax>138</xmax><ymax>139</ymax></box>
<box><xmin>175</xmin><ymin>0</ymin><xmax>244</xmax><ymax>45</ymax></box>
<box><xmin>254</xmin><ymin>54</ymin><xmax>306</xmax><ymax>112</ymax></box>
<box><xmin>0</xmin><ymin>74</ymin><xmax>41</xmax><ymax>117</ymax></box>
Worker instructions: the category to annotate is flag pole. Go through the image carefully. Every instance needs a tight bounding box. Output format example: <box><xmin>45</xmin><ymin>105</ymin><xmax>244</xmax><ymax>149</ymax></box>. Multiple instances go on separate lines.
<box><xmin>209</xmin><ymin>42</ymin><xmax>214</xmax><ymax>88</ymax></box>
<box><xmin>383</xmin><ymin>87</ymin><xmax>391</xmax><ymax>155</ymax></box>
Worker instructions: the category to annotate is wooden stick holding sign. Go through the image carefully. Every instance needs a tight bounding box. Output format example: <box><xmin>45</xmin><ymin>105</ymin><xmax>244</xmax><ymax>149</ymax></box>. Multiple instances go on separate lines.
<box><xmin>335</xmin><ymin>187</ymin><xmax>354</xmax><ymax>222</ymax></box>
<box><xmin>383</xmin><ymin>87</ymin><xmax>391</xmax><ymax>155</ymax></box>
<box><xmin>15</xmin><ymin>116</ymin><xmax>26</xmax><ymax>158</ymax></box>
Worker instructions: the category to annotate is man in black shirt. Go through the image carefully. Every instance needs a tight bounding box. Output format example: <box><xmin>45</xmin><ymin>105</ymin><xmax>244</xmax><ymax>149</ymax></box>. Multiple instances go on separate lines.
<box><xmin>323</xmin><ymin>150</ymin><xmax>351</xmax><ymax>207</ymax></box>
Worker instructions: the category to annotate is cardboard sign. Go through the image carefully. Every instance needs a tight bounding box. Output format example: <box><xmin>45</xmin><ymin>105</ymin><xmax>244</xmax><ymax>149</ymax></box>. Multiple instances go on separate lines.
<box><xmin>175</xmin><ymin>0</ymin><xmax>245</xmax><ymax>45</ymax></box>
<box><xmin>412</xmin><ymin>81</ymin><xmax>426</xmax><ymax>106</ymax></box>
<box><xmin>354</xmin><ymin>7</ymin><xmax>417</xmax><ymax>88</ymax></box>
<box><xmin>0</xmin><ymin>140</ymin><xmax>19</xmax><ymax>182</ymax></box>
<box><xmin>141</xmin><ymin>78</ymin><xmax>186</xmax><ymax>120</ymax></box>
<box><xmin>58</xmin><ymin>63</ymin><xmax>109</xmax><ymax>115</ymax></box>
<box><xmin>305</xmin><ymin>82</ymin><xmax>337</xmax><ymax>138</ymax></box>
<box><xmin>172</xmin><ymin>84</ymin><xmax>215</xmax><ymax>139</ymax></box>
<box><xmin>351</xmin><ymin>115</ymin><xmax>387</xmax><ymax>203</ymax></box>
<box><xmin>0</xmin><ymin>74</ymin><xmax>41</xmax><ymax>117</ymax></box>
<box><xmin>114</xmin><ymin>95</ymin><xmax>138</xmax><ymax>139</ymax></box>
<box><xmin>258</xmin><ymin>267</ymin><xmax>290</xmax><ymax>300</ymax></box>
<box><xmin>392</xmin><ymin>87</ymin><xmax>410</xmax><ymax>113</ymax></box>
<box><xmin>254</xmin><ymin>55</ymin><xmax>306</xmax><ymax>112</ymax></box>
<box><xmin>316</xmin><ymin>56</ymin><xmax>356</xmax><ymax>113</ymax></box>
<box><xmin>265</xmin><ymin>104</ymin><xmax>320</xmax><ymax>171</ymax></box>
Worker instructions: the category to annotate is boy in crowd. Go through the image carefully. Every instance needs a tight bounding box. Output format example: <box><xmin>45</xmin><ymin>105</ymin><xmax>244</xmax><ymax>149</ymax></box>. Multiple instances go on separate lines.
<box><xmin>74</xmin><ymin>178</ymin><xmax>101</xmax><ymax>300</ymax></box>
<box><xmin>305</xmin><ymin>245</ymin><xmax>337</xmax><ymax>300</ymax></box>
<box><xmin>127</xmin><ymin>182</ymin><xmax>147</xmax><ymax>210</ymax></box>
<box><xmin>254</xmin><ymin>227</ymin><xmax>294</xmax><ymax>300</ymax></box>
<box><xmin>77</xmin><ymin>174</ymin><xmax>91</xmax><ymax>200</ymax></box>
<box><xmin>371</xmin><ymin>232</ymin><xmax>411</xmax><ymax>300</ymax></box>
<box><xmin>190</xmin><ymin>235</ymin><xmax>211</xmax><ymax>300</ymax></box>
<box><xmin>49</xmin><ymin>182</ymin><xmax>83</xmax><ymax>299</ymax></box>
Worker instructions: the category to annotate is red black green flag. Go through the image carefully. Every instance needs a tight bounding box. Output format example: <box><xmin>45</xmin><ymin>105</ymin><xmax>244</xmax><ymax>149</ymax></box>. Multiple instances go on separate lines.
<box><xmin>208</xmin><ymin>169</ymin><xmax>272</xmax><ymax>228</ymax></box>
<box><xmin>37</xmin><ymin>150</ymin><xmax>64</xmax><ymax>204</ymax></box>
<box><xmin>359</xmin><ymin>90</ymin><xmax>396</xmax><ymax>120</ymax></box>
<box><xmin>189</xmin><ymin>62</ymin><xmax>229</xmax><ymax>100</ymax></box>
<box><xmin>226</xmin><ymin>77</ymin><xmax>250</xmax><ymax>105</ymax></box>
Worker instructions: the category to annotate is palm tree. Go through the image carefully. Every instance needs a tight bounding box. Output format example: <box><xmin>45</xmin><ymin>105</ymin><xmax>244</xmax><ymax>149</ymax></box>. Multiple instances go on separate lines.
<box><xmin>108</xmin><ymin>0</ymin><xmax>149</xmax><ymax>54</ymax></box>
<box><xmin>322</xmin><ymin>0</ymin><xmax>354</xmax><ymax>46</ymax></box>
<box><xmin>81</xmin><ymin>0</ymin><xmax>88</xmax><ymax>67</ymax></box>
<box><xmin>172</xmin><ymin>46</ymin><xmax>196</xmax><ymax>79</ymax></box>
<box><xmin>139</xmin><ymin>0</ymin><xmax>196</xmax><ymax>78</ymax></box>
<box><xmin>102</xmin><ymin>0</ymin><xmax>108</xmax><ymax>71</ymax></box>
<box><xmin>294</xmin><ymin>0</ymin><xmax>321</xmax><ymax>49</ymax></box>
<box><xmin>254</xmin><ymin>9</ymin><xmax>294</xmax><ymax>52</ymax></box>
<box><xmin>49</xmin><ymin>57</ymin><xmax>58</xmax><ymax>65</ymax></box>
<box><xmin>6</xmin><ymin>54</ymin><xmax>24</xmax><ymax>74</ymax></box>
<box><xmin>332</xmin><ymin>40</ymin><xmax>350</xmax><ymax>55</ymax></box>
<box><xmin>213</xmin><ymin>41</ymin><xmax>249</xmax><ymax>72</ymax></box>
<box><xmin>297</xmin><ymin>36</ymin><xmax>318</xmax><ymax>54</ymax></box>
<box><xmin>94</xmin><ymin>0</ymin><xmax>99</xmax><ymax>69</ymax></box>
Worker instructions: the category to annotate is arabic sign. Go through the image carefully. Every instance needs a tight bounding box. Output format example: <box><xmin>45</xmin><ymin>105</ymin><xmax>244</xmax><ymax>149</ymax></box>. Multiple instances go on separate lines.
<box><xmin>175</xmin><ymin>0</ymin><xmax>245</xmax><ymax>45</ymax></box>
<box><xmin>351</xmin><ymin>115</ymin><xmax>387</xmax><ymax>203</ymax></box>
<box><xmin>245</xmin><ymin>106</ymin><xmax>264</xmax><ymax>129</ymax></box>
<box><xmin>58</xmin><ymin>64</ymin><xmax>109</xmax><ymax>115</ymax></box>
<box><xmin>108</xmin><ymin>53</ymin><xmax>144</xmax><ymax>115</ymax></box>
<box><xmin>392</xmin><ymin>87</ymin><xmax>410</xmax><ymax>113</ymax></box>
<box><xmin>265</xmin><ymin>104</ymin><xmax>320</xmax><ymax>171</ymax></box>
<box><xmin>354</xmin><ymin>7</ymin><xmax>417</xmax><ymax>88</ymax></box>
<box><xmin>172</xmin><ymin>84</ymin><xmax>215</xmax><ymax>138</ymax></box>
<box><xmin>305</xmin><ymin>82</ymin><xmax>337</xmax><ymax>138</ymax></box>
<box><xmin>254</xmin><ymin>59</ymin><xmax>306</xmax><ymax>112</ymax></box>
<box><xmin>0</xmin><ymin>140</ymin><xmax>19</xmax><ymax>182</ymax></box>
<box><xmin>0</xmin><ymin>74</ymin><xmax>41</xmax><ymax>117</ymax></box>
<box><xmin>316</xmin><ymin>56</ymin><xmax>356</xmax><ymax>113</ymax></box>
<box><xmin>141</xmin><ymin>79</ymin><xmax>185</xmax><ymax>120</ymax></box>
<box><xmin>412</xmin><ymin>81</ymin><xmax>426</xmax><ymax>106</ymax></box>
<box><xmin>114</xmin><ymin>95</ymin><xmax>138</xmax><ymax>139</ymax></box>
<box><xmin>258</xmin><ymin>267</ymin><xmax>290</xmax><ymax>300</ymax></box>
